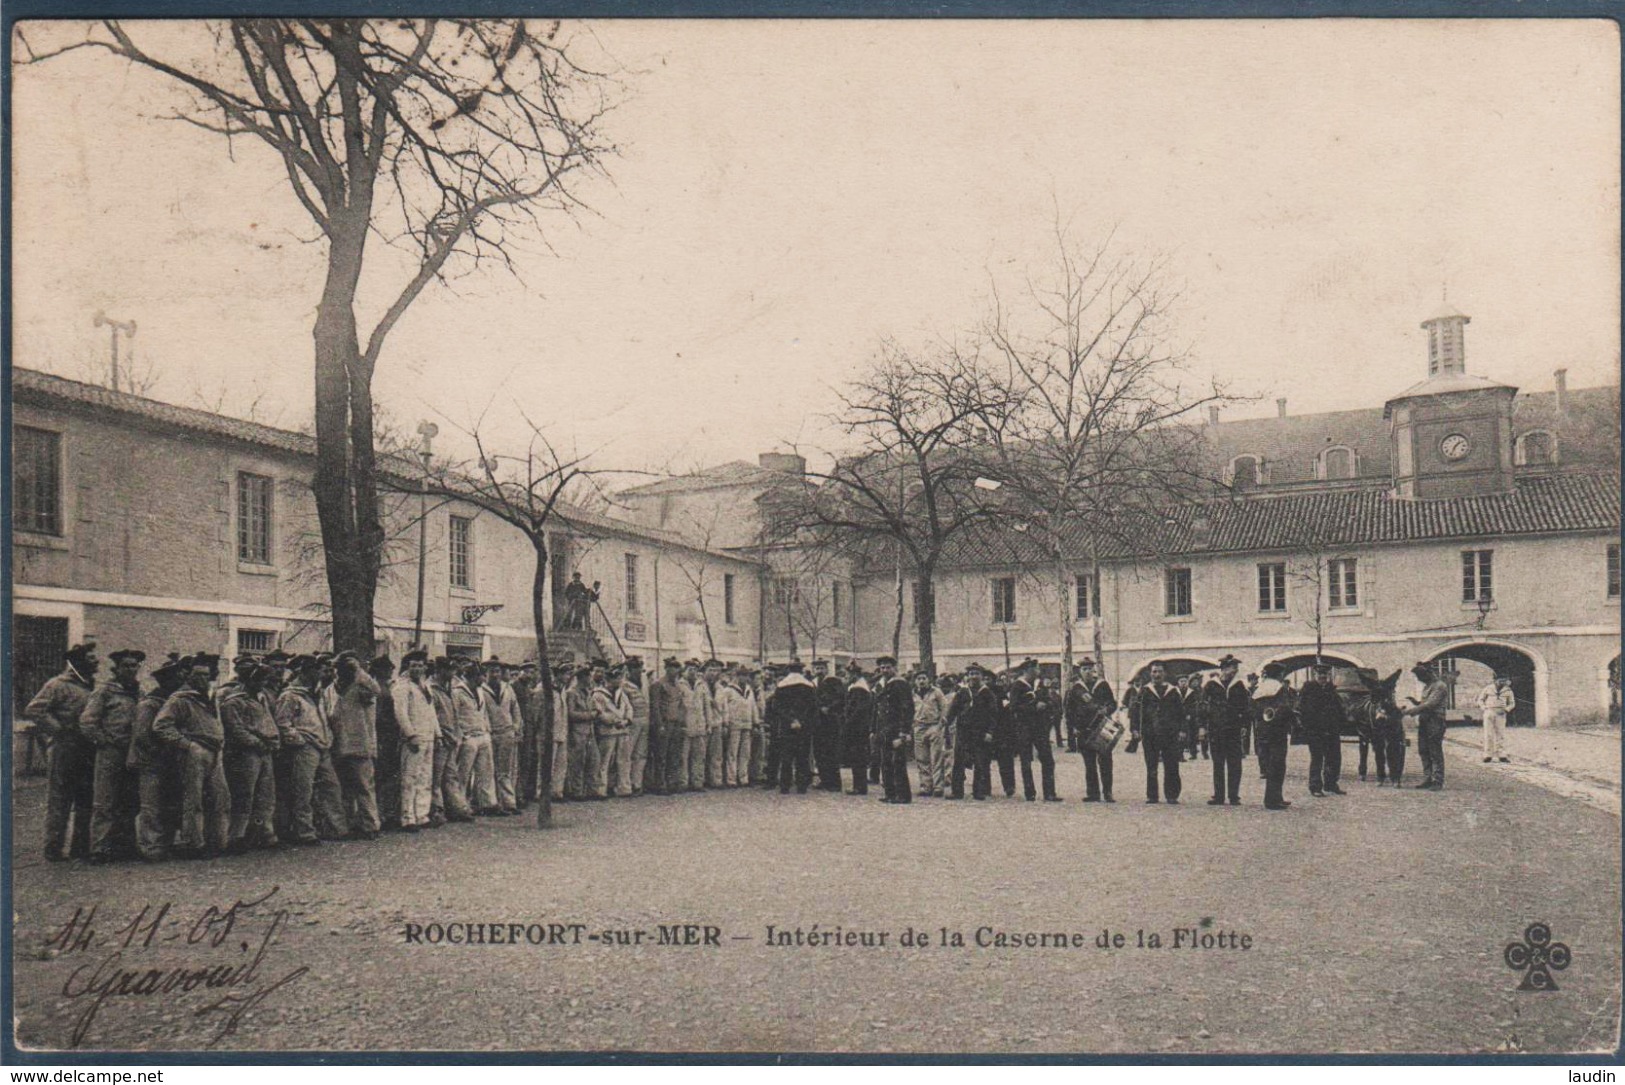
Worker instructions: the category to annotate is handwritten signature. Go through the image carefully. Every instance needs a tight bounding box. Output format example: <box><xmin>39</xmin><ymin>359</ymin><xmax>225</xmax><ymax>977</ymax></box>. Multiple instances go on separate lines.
<box><xmin>48</xmin><ymin>886</ymin><xmax>309</xmax><ymax>1048</ymax></box>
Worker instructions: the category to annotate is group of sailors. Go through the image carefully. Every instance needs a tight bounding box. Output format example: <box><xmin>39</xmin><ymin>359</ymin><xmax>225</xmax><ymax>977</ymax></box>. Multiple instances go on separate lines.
<box><xmin>27</xmin><ymin>639</ymin><xmax>1462</xmax><ymax>862</ymax></box>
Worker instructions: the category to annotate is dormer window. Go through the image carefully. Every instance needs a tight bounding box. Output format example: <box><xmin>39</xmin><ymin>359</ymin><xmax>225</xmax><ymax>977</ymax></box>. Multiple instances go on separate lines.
<box><xmin>1514</xmin><ymin>430</ymin><xmax>1558</xmax><ymax>466</ymax></box>
<box><xmin>1227</xmin><ymin>455</ymin><xmax>1265</xmax><ymax>490</ymax></box>
<box><xmin>1319</xmin><ymin>446</ymin><xmax>1357</xmax><ymax>480</ymax></box>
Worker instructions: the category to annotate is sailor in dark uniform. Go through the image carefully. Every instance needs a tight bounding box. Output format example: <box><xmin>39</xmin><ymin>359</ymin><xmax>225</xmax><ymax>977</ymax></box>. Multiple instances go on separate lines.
<box><xmin>1011</xmin><ymin>659</ymin><xmax>1059</xmax><ymax>801</ymax></box>
<box><xmin>1130</xmin><ymin>661</ymin><xmax>1186</xmax><ymax>804</ymax></box>
<box><xmin>1203</xmin><ymin>655</ymin><xmax>1250</xmax><ymax>806</ymax></box>
<box><xmin>769</xmin><ymin>660</ymin><xmax>819</xmax><ymax>794</ymax></box>
<box><xmin>873</xmin><ymin>656</ymin><xmax>914</xmax><ymax>804</ymax></box>
<box><xmin>1251</xmin><ymin>662</ymin><xmax>1296</xmax><ymax>810</ymax></box>
<box><xmin>1068</xmin><ymin>658</ymin><xmax>1116</xmax><ymax>803</ymax></box>
<box><xmin>841</xmin><ymin>661</ymin><xmax>873</xmax><ymax>795</ymax></box>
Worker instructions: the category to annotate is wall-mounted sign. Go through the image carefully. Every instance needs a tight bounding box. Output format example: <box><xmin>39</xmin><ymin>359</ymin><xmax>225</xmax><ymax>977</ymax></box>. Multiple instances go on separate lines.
<box><xmin>624</xmin><ymin>620</ymin><xmax>648</xmax><ymax>642</ymax></box>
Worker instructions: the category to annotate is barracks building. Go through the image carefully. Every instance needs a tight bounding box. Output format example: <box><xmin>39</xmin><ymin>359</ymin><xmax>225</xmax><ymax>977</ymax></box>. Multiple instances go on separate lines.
<box><xmin>11</xmin><ymin>304</ymin><xmax>1622</xmax><ymax>728</ymax></box>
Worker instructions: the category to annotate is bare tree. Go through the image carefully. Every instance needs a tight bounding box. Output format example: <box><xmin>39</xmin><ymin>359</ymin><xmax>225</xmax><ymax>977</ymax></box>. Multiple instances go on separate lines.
<box><xmin>19</xmin><ymin>19</ymin><xmax>615</xmax><ymax>653</ymax></box>
<box><xmin>977</xmin><ymin>230</ymin><xmax>1232</xmax><ymax>685</ymax></box>
<box><xmin>767</xmin><ymin>340</ymin><xmax>1011</xmax><ymax>675</ymax></box>
<box><xmin>413</xmin><ymin>411</ymin><xmax>607</xmax><ymax>830</ymax></box>
<box><xmin>663</xmin><ymin>505</ymin><xmax>725</xmax><ymax>661</ymax></box>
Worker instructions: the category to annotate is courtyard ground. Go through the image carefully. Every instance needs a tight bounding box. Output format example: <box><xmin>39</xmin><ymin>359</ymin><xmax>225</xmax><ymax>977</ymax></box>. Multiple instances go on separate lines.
<box><xmin>8</xmin><ymin>737</ymin><xmax>1621</xmax><ymax>1057</ymax></box>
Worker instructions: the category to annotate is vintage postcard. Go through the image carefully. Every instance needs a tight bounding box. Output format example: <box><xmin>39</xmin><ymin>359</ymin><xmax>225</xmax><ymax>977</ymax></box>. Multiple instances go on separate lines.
<box><xmin>6</xmin><ymin>15</ymin><xmax>1621</xmax><ymax>1060</ymax></box>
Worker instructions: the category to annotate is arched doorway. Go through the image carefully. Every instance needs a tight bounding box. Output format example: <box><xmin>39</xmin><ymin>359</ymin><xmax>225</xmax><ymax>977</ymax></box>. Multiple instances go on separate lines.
<box><xmin>1130</xmin><ymin>655</ymin><xmax>1219</xmax><ymax>685</ymax></box>
<box><xmin>1426</xmin><ymin>641</ymin><xmax>1542</xmax><ymax>728</ymax></box>
<box><xmin>1263</xmin><ymin>651</ymin><xmax>1367</xmax><ymax>693</ymax></box>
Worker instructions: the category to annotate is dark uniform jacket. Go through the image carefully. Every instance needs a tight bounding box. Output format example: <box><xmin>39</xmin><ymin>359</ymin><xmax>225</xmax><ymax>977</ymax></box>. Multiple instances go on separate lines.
<box><xmin>1297</xmin><ymin>680</ymin><xmax>1347</xmax><ymax>737</ymax></box>
<box><xmin>963</xmin><ymin>685</ymin><xmax>999</xmax><ymax>748</ymax></box>
<box><xmin>80</xmin><ymin>680</ymin><xmax>140</xmax><ymax>749</ymax></box>
<box><xmin>771</xmin><ymin>673</ymin><xmax>820</xmax><ymax>737</ymax></box>
<box><xmin>874</xmin><ymin>676</ymin><xmax>915</xmax><ymax>743</ymax></box>
<box><xmin>218</xmin><ymin>681</ymin><xmax>281</xmax><ymax>752</ymax></box>
<box><xmin>154</xmin><ymin>688</ymin><xmax>226</xmax><ymax>751</ymax></box>
<box><xmin>1250</xmin><ymin>678</ymin><xmax>1296</xmax><ymax>739</ymax></box>
<box><xmin>841</xmin><ymin>680</ymin><xmax>874</xmax><ymax>765</ymax></box>
<box><xmin>650</xmin><ymin>677</ymin><xmax>688</xmax><ymax>735</ymax></box>
<box><xmin>817</xmin><ymin>676</ymin><xmax>846</xmax><ymax>729</ymax></box>
<box><xmin>1131</xmin><ymin>681</ymin><xmax>1186</xmax><ymax>744</ymax></box>
<box><xmin>1006</xmin><ymin>679</ymin><xmax>1041</xmax><ymax>742</ymax></box>
<box><xmin>944</xmin><ymin>686</ymin><xmax>970</xmax><ymax>746</ymax></box>
<box><xmin>1065</xmin><ymin>679</ymin><xmax>1114</xmax><ymax>741</ymax></box>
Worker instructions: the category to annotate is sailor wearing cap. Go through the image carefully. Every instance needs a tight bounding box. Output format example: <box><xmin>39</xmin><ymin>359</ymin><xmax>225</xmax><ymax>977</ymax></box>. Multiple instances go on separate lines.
<box><xmin>425</xmin><ymin>655</ymin><xmax>474</xmax><ymax>824</ymax></box>
<box><xmin>548</xmin><ymin>662</ymin><xmax>571</xmax><ymax>801</ymax></box>
<box><xmin>841</xmin><ymin>661</ymin><xmax>874</xmax><ymax>795</ymax></box>
<box><xmin>152</xmin><ymin>653</ymin><xmax>229</xmax><ymax>857</ymax></box>
<box><xmin>1251</xmin><ymin>662</ymin><xmax>1297</xmax><ymax>810</ymax></box>
<box><xmin>1202</xmin><ymin>655</ymin><xmax>1249</xmax><ymax>806</ymax></box>
<box><xmin>621</xmin><ymin>658</ymin><xmax>651</xmax><ymax>796</ymax></box>
<box><xmin>768</xmin><ymin>660</ymin><xmax>819</xmax><ymax>793</ymax></box>
<box><xmin>682</xmin><ymin>661</ymin><xmax>713</xmax><ymax>792</ymax></box>
<box><xmin>715</xmin><ymin>665</ymin><xmax>752</xmax><ymax>789</ymax></box>
<box><xmin>564</xmin><ymin>664</ymin><xmax>601</xmax><ymax>800</ymax></box>
<box><xmin>1299</xmin><ymin>661</ymin><xmax>1348</xmax><ymax>798</ymax></box>
<box><xmin>80</xmin><ymin>649</ymin><xmax>145</xmax><ymax>862</ymax></box>
<box><xmin>25</xmin><ymin>642</ymin><xmax>100</xmax><ymax>862</ymax></box>
<box><xmin>591</xmin><ymin>663</ymin><xmax>633</xmax><ymax>798</ymax></box>
<box><xmin>1068</xmin><ymin>658</ymin><xmax>1118</xmax><ymax>803</ymax></box>
<box><xmin>274</xmin><ymin>654</ymin><xmax>333</xmax><ymax>845</ymax></box>
<box><xmin>873</xmin><ymin>656</ymin><xmax>914</xmax><ymax>804</ymax></box>
<box><xmin>480</xmin><ymin>657</ymin><xmax>523</xmax><ymax>814</ymax></box>
<box><xmin>650</xmin><ymin>657</ymin><xmax>687</xmax><ymax>794</ymax></box>
<box><xmin>127</xmin><ymin>655</ymin><xmax>188</xmax><ymax>860</ymax></box>
<box><xmin>391</xmin><ymin>649</ymin><xmax>438</xmax><ymax>831</ymax></box>
<box><xmin>1401</xmin><ymin>662</ymin><xmax>1450</xmax><ymax>791</ymax></box>
<box><xmin>449</xmin><ymin>658</ymin><xmax>499</xmax><ymax>814</ymax></box>
<box><xmin>217</xmin><ymin>653</ymin><xmax>282</xmax><ymax>852</ymax></box>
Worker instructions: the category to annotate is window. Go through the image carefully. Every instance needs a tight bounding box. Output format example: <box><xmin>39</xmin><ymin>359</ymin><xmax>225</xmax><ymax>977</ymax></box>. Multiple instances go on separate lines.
<box><xmin>832</xmin><ymin>581</ymin><xmax>845</xmax><ymax>629</ymax></box>
<box><xmin>15</xmin><ymin>426</ymin><xmax>62</xmax><ymax>535</ymax></box>
<box><xmin>1075</xmin><ymin>572</ymin><xmax>1098</xmax><ymax>620</ymax></box>
<box><xmin>236</xmin><ymin>472</ymin><xmax>274</xmax><ymax>564</ymax></box>
<box><xmin>724</xmin><ymin>573</ymin><xmax>737</xmax><ymax>625</ymax></box>
<box><xmin>624</xmin><ymin>553</ymin><xmax>640</xmax><ymax>613</ymax></box>
<box><xmin>1516</xmin><ymin>431</ymin><xmax>1558</xmax><ymax>466</ymax></box>
<box><xmin>1321</xmin><ymin>447</ymin><xmax>1355</xmax><ymax>480</ymax></box>
<box><xmin>1257</xmin><ymin>562</ymin><xmax>1287</xmax><ymax>613</ymax></box>
<box><xmin>991</xmin><ymin>577</ymin><xmax>1017</xmax><ymax>625</ymax></box>
<box><xmin>1165</xmin><ymin>567</ymin><xmax>1193</xmax><ymax>617</ymax></box>
<box><xmin>1328</xmin><ymin>558</ymin><xmax>1359</xmax><ymax>610</ymax></box>
<box><xmin>237</xmin><ymin>629</ymin><xmax>278</xmax><ymax>655</ymax></box>
<box><xmin>1462</xmin><ymin>549</ymin><xmax>1493</xmax><ymax>604</ymax></box>
<box><xmin>449</xmin><ymin>515</ymin><xmax>473</xmax><ymax>589</ymax></box>
<box><xmin>1609</xmin><ymin>545</ymin><xmax>1620</xmax><ymax>599</ymax></box>
<box><xmin>1229</xmin><ymin>455</ymin><xmax>1261</xmax><ymax>489</ymax></box>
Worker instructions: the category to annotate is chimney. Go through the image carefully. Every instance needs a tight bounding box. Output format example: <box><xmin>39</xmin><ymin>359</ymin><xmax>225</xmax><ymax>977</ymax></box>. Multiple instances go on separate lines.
<box><xmin>1276</xmin><ymin>398</ymin><xmax>1288</xmax><ymax>418</ymax></box>
<box><xmin>758</xmin><ymin>452</ymin><xmax>806</xmax><ymax>476</ymax></box>
<box><xmin>1554</xmin><ymin>368</ymin><xmax>1568</xmax><ymax>414</ymax></box>
<box><xmin>1207</xmin><ymin>406</ymin><xmax>1220</xmax><ymax>426</ymax></box>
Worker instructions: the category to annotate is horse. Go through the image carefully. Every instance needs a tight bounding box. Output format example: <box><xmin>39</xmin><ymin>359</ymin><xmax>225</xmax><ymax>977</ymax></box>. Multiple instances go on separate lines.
<box><xmin>1344</xmin><ymin>668</ymin><xmax>1405</xmax><ymax>785</ymax></box>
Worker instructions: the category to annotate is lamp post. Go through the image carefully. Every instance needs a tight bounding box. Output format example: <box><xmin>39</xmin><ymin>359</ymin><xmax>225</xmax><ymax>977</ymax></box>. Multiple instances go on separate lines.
<box><xmin>92</xmin><ymin>311</ymin><xmax>137</xmax><ymax>392</ymax></box>
<box><xmin>412</xmin><ymin>421</ymin><xmax>438</xmax><ymax>648</ymax></box>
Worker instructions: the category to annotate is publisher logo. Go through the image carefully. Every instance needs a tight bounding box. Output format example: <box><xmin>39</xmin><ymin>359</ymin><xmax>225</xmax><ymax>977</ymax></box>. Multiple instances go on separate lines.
<box><xmin>1504</xmin><ymin>922</ymin><xmax>1571</xmax><ymax>991</ymax></box>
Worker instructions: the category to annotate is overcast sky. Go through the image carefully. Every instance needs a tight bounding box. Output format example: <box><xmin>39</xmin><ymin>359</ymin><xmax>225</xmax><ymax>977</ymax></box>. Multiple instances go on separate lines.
<box><xmin>11</xmin><ymin>19</ymin><xmax>1620</xmax><ymax>474</ymax></box>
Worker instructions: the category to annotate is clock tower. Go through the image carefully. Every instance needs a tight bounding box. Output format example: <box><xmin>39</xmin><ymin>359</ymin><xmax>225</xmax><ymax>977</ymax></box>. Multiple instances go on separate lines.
<box><xmin>1385</xmin><ymin>304</ymin><xmax>1517</xmax><ymax>500</ymax></box>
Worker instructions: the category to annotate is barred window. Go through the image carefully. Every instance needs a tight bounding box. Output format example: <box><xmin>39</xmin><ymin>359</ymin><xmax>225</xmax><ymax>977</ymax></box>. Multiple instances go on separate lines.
<box><xmin>15</xmin><ymin>426</ymin><xmax>62</xmax><ymax>536</ymax></box>
<box><xmin>237</xmin><ymin>472</ymin><xmax>273</xmax><ymax>564</ymax></box>
<box><xmin>832</xmin><ymin>581</ymin><xmax>845</xmax><ymax>629</ymax></box>
<box><xmin>1257</xmin><ymin>562</ymin><xmax>1287</xmax><ymax>613</ymax></box>
<box><xmin>449</xmin><ymin>515</ymin><xmax>473</xmax><ymax>589</ymax></box>
<box><xmin>724</xmin><ymin>574</ymin><xmax>736</xmax><ymax>625</ymax></box>
<box><xmin>1462</xmin><ymin>549</ymin><xmax>1493</xmax><ymax>604</ymax></box>
<box><xmin>1328</xmin><ymin>558</ymin><xmax>1359</xmax><ymax>610</ymax></box>
<box><xmin>237</xmin><ymin>629</ymin><xmax>278</xmax><ymax>655</ymax></box>
<box><xmin>1165</xmin><ymin>568</ymin><xmax>1193</xmax><ymax>617</ymax></box>
<box><xmin>991</xmin><ymin>577</ymin><xmax>1017</xmax><ymax>625</ymax></box>
<box><xmin>1608</xmin><ymin>545</ymin><xmax>1620</xmax><ymax>599</ymax></box>
<box><xmin>625</xmin><ymin>553</ymin><xmax>640</xmax><ymax>613</ymax></box>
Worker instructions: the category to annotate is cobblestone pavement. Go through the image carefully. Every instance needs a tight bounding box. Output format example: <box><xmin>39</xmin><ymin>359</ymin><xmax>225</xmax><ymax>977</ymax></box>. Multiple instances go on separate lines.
<box><xmin>9</xmin><ymin>739</ymin><xmax>1620</xmax><ymax>1056</ymax></box>
<box><xmin>1443</xmin><ymin>724</ymin><xmax>1621</xmax><ymax>816</ymax></box>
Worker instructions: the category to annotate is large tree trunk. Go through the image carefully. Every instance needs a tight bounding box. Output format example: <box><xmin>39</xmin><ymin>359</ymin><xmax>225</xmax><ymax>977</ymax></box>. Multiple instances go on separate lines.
<box><xmin>310</xmin><ymin>212</ymin><xmax>381</xmax><ymax>654</ymax></box>
<box><xmin>1056</xmin><ymin>553</ymin><xmax>1073</xmax><ymax>728</ymax></box>
<box><xmin>915</xmin><ymin>570</ymin><xmax>936</xmax><ymax>676</ymax></box>
<box><xmin>532</xmin><ymin>548</ymin><xmax>556</xmax><ymax>828</ymax></box>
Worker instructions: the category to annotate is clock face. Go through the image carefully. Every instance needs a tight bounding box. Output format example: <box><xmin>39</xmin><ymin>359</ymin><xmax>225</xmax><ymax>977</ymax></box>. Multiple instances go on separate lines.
<box><xmin>1440</xmin><ymin>433</ymin><xmax>1472</xmax><ymax>461</ymax></box>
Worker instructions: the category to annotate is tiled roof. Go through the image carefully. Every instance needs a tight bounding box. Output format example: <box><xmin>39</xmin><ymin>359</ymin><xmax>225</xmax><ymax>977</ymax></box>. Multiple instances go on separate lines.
<box><xmin>14</xmin><ymin>367</ymin><xmax>317</xmax><ymax>455</ymax></box>
<box><xmin>618</xmin><ymin>460</ymin><xmax>791</xmax><ymax>496</ymax></box>
<box><xmin>940</xmin><ymin>470</ymin><xmax>1621</xmax><ymax>569</ymax></box>
<box><xmin>1200</xmin><ymin>385</ymin><xmax>1618</xmax><ymax>484</ymax></box>
<box><xmin>12</xmin><ymin>367</ymin><xmax>756</xmax><ymax>564</ymax></box>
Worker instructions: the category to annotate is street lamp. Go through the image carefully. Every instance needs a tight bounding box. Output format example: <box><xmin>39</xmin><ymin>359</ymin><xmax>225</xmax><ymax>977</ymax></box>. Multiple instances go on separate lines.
<box><xmin>412</xmin><ymin>421</ymin><xmax>439</xmax><ymax>648</ymax></box>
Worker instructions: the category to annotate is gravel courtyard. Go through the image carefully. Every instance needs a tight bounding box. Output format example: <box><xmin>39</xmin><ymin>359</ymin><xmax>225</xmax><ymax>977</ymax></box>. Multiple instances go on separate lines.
<box><xmin>10</xmin><ymin>740</ymin><xmax>1621</xmax><ymax>1056</ymax></box>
